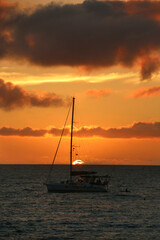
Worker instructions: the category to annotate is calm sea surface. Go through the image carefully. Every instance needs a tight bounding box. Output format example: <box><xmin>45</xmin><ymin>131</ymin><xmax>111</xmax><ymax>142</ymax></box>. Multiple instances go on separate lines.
<box><xmin>0</xmin><ymin>165</ymin><xmax>160</xmax><ymax>240</ymax></box>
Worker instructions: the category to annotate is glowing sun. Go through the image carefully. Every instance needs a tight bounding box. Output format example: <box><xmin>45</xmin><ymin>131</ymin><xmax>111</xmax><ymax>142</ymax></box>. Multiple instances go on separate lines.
<box><xmin>72</xmin><ymin>160</ymin><xmax>84</xmax><ymax>165</ymax></box>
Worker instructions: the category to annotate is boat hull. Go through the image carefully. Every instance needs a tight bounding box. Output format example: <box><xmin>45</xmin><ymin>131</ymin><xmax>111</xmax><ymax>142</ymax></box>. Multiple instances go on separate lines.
<box><xmin>46</xmin><ymin>183</ymin><xmax>108</xmax><ymax>193</ymax></box>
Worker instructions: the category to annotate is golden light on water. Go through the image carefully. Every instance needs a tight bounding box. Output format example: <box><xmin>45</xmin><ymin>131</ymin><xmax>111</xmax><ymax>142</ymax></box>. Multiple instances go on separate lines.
<box><xmin>72</xmin><ymin>160</ymin><xmax>84</xmax><ymax>165</ymax></box>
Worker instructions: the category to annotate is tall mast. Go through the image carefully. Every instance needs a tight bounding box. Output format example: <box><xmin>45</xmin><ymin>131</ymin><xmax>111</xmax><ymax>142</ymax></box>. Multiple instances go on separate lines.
<box><xmin>70</xmin><ymin>97</ymin><xmax>75</xmax><ymax>182</ymax></box>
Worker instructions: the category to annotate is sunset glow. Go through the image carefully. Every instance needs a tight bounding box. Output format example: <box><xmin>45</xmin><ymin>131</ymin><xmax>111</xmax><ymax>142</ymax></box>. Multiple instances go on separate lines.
<box><xmin>0</xmin><ymin>0</ymin><xmax>160</xmax><ymax>165</ymax></box>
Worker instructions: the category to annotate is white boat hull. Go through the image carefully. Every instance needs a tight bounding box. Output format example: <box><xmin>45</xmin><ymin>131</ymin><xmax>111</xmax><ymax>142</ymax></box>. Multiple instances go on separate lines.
<box><xmin>46</xmin><ymin>182</ymin><xmax>108</xmax><ymax>193</ymax></box>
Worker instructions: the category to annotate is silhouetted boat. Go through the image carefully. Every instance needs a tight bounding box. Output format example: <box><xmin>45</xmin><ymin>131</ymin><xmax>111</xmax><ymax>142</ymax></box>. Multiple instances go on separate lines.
<box><xmin>45</xmin><ymin>97</ymin><xmax>110</xmax><ymax>192</ymax></box>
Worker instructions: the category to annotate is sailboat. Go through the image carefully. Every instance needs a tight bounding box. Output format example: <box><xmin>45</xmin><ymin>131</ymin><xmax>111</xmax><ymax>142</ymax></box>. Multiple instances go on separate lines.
<box><xmin>45</xmin><ymin>97</ymin><xmax>110</xmax><ymax>192</ymax></box>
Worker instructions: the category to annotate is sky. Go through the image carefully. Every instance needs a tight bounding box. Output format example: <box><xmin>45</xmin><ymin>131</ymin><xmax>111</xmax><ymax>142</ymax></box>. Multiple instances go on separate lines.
<box><xmin>0</xmin><ymin>0</ymin><xmax>160</xmax><ymax>165</ymax></box>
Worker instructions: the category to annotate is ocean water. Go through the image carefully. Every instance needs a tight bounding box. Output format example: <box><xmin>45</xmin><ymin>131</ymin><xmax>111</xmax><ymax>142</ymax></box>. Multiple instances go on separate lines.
<box><xmin>0</xmin><ymin>165</ymin><xmax>160</xmax><ymax>240</ymax></box>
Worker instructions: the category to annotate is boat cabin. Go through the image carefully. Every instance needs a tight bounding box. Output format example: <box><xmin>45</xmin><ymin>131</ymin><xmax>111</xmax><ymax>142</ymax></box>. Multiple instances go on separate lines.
<box><xmin>76</xmin><ymin>175</ymin><xmax>110</xmax><ymax>186</ymax></box>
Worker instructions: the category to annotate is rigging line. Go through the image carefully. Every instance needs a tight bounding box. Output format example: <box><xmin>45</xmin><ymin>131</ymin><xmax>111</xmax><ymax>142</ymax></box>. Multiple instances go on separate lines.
<box><xmin>46</xmin><ymin>103</ymin><xmax>72</xmax><ymax>184</ymax></box>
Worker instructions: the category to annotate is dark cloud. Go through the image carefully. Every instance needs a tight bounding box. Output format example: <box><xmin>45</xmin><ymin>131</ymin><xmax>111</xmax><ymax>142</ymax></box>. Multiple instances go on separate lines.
<box><xmin>140</xmin><ymin>56</ymin><xmax>160</xmax><ymax>80</ymax></box>
<box><xmin>48</xmin><ymin>127</ymin><xmax>70</xmax><ymax>136</ymax></box>
<box><xmin>0</xmin><ymin>79</ymin><xmax>68</xmax><ymax>110</ymax></box>
<box><xmin>120</xmin><ymin>1</ymin><xmax>160</xmax><ymax>20</ymax></box>
<box><xmin>74</xmin><ymin>122</ymin><xmax>160</xmax><ymax>138</ymax></box>
<box><xmin>0</xmin><ymin>0</ymin><xmax>15</xmax><ymax>19</ymax></box>
<box><xmin>0</xmin><ymin>1</ymin><xmax>160</xmax><ymax>79</ymax></box>
<box><xmin>1</xmin><ymin>122</ymin><xmax>160</xmax><ymax>138</ymax></box>
<box><xmin>0</xmin><ymin>126</ymin><xmax>46</xmax><ymax>136</ymax></box>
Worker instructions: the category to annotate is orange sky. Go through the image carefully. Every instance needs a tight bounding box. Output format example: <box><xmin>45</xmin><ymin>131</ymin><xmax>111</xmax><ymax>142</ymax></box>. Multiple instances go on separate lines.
<box><xmin>0</xmin><ymin>0</ymin><xmax>160</xmax><ymax>165</ymax></box>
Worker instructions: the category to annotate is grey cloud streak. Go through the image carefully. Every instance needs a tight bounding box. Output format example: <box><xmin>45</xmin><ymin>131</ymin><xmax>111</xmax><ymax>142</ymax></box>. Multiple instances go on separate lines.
<box><xmin>74</xmin><ymin>122</ymin><xmax>160</xmax><ymax>138</ymax></box>
<box><xmin>1</xmin><ymin>122</ymin><xmax>160</xmax><ymax>138</ymax></box>
<box><xmin>0</xmin><ymin>1</ymin><xmax>160</xmax><ymax>79</ymax></box>
<box><xmin>0</xmin><ymin>126</ymin><xmax>47</xmax><ymax>136</ymax></box>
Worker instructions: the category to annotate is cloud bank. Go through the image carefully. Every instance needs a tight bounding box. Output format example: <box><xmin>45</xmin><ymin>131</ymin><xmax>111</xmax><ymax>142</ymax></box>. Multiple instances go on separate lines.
<box><xmin>0</xmin><ymin>126</ymin><xmax>46</xmax><ymax>136</ymax></box>
<box><xmin>0</xmin><ymin>79</ymin><xmax>68</xmax><ymax>110</ymax></box>
<box><xmin>1</xmin><ymin>122</ymin><xmax>160</xmax><ymax>139</ymax></box>
<box><xmin>0</xmin><ymin>1</ymin><xmax>160</xmax><ymax>80</ymax></box>
<box><xmin>74</xmin><ymin>122</ymin><xmax>160</xmax><ymax>138</ymax></box>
